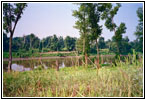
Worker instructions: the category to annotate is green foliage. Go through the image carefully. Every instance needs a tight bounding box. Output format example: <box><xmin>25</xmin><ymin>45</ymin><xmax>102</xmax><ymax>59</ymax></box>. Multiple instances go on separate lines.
<box><xmin>64</xmin><ymin>36</ymin><xmax>76</xmax><ymax>51</ymax></box>
<box><xmin>39</xmin><ymin>42</ymin><xmax>43</xmax><ymax>52</ymax></box>
<box><xmin>42</xmin><ymin>48</ymin><xmax>50</xmax><ymax>52</ymax></box>
<box><xmin>3</xmin><ymin>33</ymin><xmax>9</xmax><ymax>51</ymax></box>
<box><xmin>72</xmin><ymin>3</ymin><xmax>90</xmax><ymax>55</ymax></box>
<box><xmin>50</xmin><ymin>35</ymin><xmax>59</xmax><ymax>51</ymax></box>
<box><xmin>134</xmin><ymin>7</ymin><xmax>143</xmax><ymax>53</ymax></box>
<box><xmin>57</xmin><ymin>53</ymin><xmax>64</xmax><ymax>57</ymax></box>
<box><xmin>101</xmin><ymin>3</ymin><xmax>127</xmax><ymax>54</ymax></box>
<box><xmin>87</xmin><ymin>3</ymin><xmax>102</xmax><ymax>41</ymax></box>
<box><xmin>3</xmin><ymin>3</ymin><xmax>27</xmax><ymax>34</ymax></box>
<box><xmin>58</xmin><ymin>36</ymin><xmax>65</xmax><ymax>51</ymax></box>
<box><xmin>114</xmin><ymin>23</ymin><xmax>127</xmax><ymax>42</ymax></box>
<box><xmin>3</xmin><ymin>34</ymin><xmax>77</xmax><ymax>53</ymax></box>
<box><xmin>76</xmin><ymin>38</ymin><xmax>83</xmax><ymax>53</ymax></box>
<box><xmin>98</xmin><ymin>37</ymin><xmax>106</xmax><ymax>49</ymax></box>
<box><xmin>108</xmin><ymin>36</ymin><xmax>132</xmax><ymax>55</ymax></box>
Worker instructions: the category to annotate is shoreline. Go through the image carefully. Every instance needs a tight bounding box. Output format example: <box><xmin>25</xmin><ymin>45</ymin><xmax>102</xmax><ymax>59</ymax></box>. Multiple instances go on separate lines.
<box><xmin>3</xmin><ymin>56</ymin><xmax>81</xmax><ymax>61</ymax></box>
<box><xmin>3</xmin><ymin>55</ymin><xmax>116</xmax><ymax>61</ymax></box>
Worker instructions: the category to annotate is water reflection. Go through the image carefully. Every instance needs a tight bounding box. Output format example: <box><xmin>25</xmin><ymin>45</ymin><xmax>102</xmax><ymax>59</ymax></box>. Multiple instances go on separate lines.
<box><xmin>59</xmin><ymin>62</ymin><xmax>65</xmax><ymax>68</ymax></box>
<box><xmin>3</xmin><ymin>56</ymin><xmax>114</xmax><ymax>72</ymax></box>
<box><xmin>12</xmin><ymin>64</ymin><xmax>31</xmax><ymax>71</ymax></box>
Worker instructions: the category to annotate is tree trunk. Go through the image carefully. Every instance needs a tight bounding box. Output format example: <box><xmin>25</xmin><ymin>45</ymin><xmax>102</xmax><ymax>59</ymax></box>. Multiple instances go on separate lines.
<box><xmin>83</xmin><ymin>37</ymin><xmax>86</xmax><ymax>65</ymax></box>
<box><xmin>112</xmin><ymin>17</ymin><xmax>120</xmax><ymax>54</ymax></box>
<box><xmin>85</xmin><ymin>53</ymin><xmax>88</xmax><ymax>66</ymax></box>
<box><xmin>96</xmin><ymin>39</ymin><xmax>100</xmax><ymax>69</ymax></box>
<box><xmin>30</xmin><ymin>38</ymin><xmax>32</xmax><ymax>49</ymax></box>
<box><xmin>116</xmin><ymin>42</ymin><xmax>120</xmax><ymax>54</ymax></box>
<box><xmin>83</xmin><ymin>10</ymin><xmax>87</xmax><ymax>66</ymax></box>
<box><xmin>8</xmin><ymin>34</ymin><xmax>13</xmax><ymax>72</ymax></box>
<box><xmin>56</xmin><ymin>60</ymin><xmax>59</xmax><ymax>71</ymax></box>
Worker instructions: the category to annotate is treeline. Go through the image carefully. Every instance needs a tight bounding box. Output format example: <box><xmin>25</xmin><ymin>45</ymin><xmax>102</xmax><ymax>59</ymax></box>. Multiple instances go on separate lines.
<box><xmin>3</xmin><ymin>33</ymin><xmax>77</xmax><ymax>52</ymax></box>
<box><xmin>3</xmin><ymin>32</ymin><xmax>142</xmax><ymax>55</ymax></box>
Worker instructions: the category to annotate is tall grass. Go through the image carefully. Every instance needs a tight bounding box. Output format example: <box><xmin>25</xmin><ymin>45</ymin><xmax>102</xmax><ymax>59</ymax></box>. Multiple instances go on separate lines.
<box><xmin>3</xmin><ymin>53</ymin><xmax>143</xmax><ymax>97</ymax></box>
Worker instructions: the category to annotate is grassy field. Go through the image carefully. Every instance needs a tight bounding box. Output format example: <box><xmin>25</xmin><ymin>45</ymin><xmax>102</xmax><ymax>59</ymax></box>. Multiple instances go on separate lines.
<box><xmin>3</xmin><ymin>54</ymin><xmax>143</xmax><ymax>97</ymax></box>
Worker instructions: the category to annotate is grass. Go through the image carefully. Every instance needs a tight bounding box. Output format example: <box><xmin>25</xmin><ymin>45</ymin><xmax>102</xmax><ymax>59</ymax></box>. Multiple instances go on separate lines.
<box><xmin>3</xmin><ymin>48</ymin><xmax>114</xmax><ymax>58</ymax></box>
<box><xmin>3</xmin><ymin>51</ymin><xmax>76</xmax><ymax>58</ymax></box>
<box><xmin>3</xmin><ymin>53</ymin><xmax>143</xmax><ymax>97</ymax></box>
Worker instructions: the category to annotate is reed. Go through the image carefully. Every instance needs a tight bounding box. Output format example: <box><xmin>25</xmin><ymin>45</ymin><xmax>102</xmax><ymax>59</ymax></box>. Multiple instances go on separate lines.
<box><xmin>3</xmin><ymin>53</ymin><xmax>143</xmax><ymax>97</ymax></box>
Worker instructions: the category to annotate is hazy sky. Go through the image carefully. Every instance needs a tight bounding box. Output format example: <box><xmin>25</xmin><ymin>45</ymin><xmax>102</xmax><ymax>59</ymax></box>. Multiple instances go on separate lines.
<box><xmin>12</xmin><ymin>3</ymin><xmax>143</xmax><ymax>41</ymax></box>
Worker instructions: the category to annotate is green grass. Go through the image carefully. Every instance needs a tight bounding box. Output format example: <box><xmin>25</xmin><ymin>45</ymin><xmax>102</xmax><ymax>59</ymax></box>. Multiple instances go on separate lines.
<box><xmin>3</xmin><ymin>48</ymin><xmax>114</xmax><ymax>58</ymax></box>
<box><xmin>3</xmin><ymin>52</ymin><xmax>76</xmax><ymax>58</ymax></box>
<box><xmin>3</xmin><ymin>54</ymin><xmax>143</xmax><ymax>97</ymax></box>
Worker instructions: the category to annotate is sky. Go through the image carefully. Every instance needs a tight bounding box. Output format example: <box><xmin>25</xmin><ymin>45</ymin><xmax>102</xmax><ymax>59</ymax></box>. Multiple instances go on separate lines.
<box><xmin>12</xmin><ymin>2</ymin><xmax>143</xmax><ymax>41</ymax></box>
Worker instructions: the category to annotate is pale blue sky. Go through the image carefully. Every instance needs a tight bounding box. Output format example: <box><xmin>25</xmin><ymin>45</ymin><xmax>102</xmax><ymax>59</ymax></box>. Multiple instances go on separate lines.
<box><xmin>13</xmin><ymin>3</ymin><xmax>143</xmax><ymax>41</ymax></box>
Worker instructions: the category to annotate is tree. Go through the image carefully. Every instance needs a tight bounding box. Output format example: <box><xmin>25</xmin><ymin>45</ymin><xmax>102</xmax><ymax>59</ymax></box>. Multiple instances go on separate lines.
<box><xmin>29</xmin><ymin>33</ymin><xmax>35</xmax><ymax>49</ymax></box>
<box><xmin>64</xmin><ymin>36</ymin><xmax>76</xmax><ymax>51</ymax></box>
<box><xmin>22</xmin><ymin>33</ymin><xmax>40</xmax><ymax>50</ymax></box>
<box><xmin>72</xmin><ymin>3</ymin><xmax>90</xmax><ymax>65</ymax></box>
<box><xmin>50</xmin><ymin>35</ymin><xmax>59</xmax><ymax>51</ymax></box>
<box><xmin>134</xmin><ymin>7</ymin><xmax>143</xmax><ymax>52</ymax></box>
<box><xmin>76</xmin><ymin>38</ymin><xmax>83</xmax><ymax>53</ymax></box>
<box><xmin>12</xmin><ymin>37</ymin><xmax>23</xmax><ymax>51</ymax></box>
<box><xmin>87</xmin><ymin>3</ymin><xmax>112</xmax><ymax>68</ymax></box>
<box><xmin>31</xmin><ymin>36</ymin><xmax>40</xmax><ymax>49</ymax></box>
<box><xmin>3</xmin><ymin>3</ymin><xmax>27</xmax><ymax>72</ymax></box>
<box><xmin>58</xmin><ymin>36</ymin><xmax>65</xmax><ymax>51</ymax></box>
<box><xmin>3</xmin><ymin>33</ymin><xmax>9</xmax><ymax>51</ymax></box>
<box><xmin>101</xmin><ymin>3</ymin><xmax>126</xmax><ymax>55</ymax></box>
<box><xmin>39</xmin><ymin>41</ymin><xmax>43</xmax><ymax>52</ymax></box>
<box><xmin>130</xmin><ymin>39</ymin><xmax>140</xmax><ymax>52</ymax></box>
<box><xmin>43</xmin><ymin>36</ymin><xmax>52</xmax><ymax>48</ymax></box>
<box><xmin>119</xmin><ymin>36</ymin><xmax>132</xmax><ymax>54</ymax></box>
<box><xmin>106</xmin><ymin>36</ymin><xmax>132</xmax><ymax>55</ymax></box>
<box><xmin>98</xmin><ymin>37</ymin><xmax>106</xmax><ymax>49</ymax></box>
<box><xmin>87</xmin><ymin>3</ymin><xmax>102</xmax><ymax>68</ymax></box>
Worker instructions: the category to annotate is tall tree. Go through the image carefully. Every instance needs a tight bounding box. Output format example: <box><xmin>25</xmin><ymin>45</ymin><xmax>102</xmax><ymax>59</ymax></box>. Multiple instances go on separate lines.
<box><xmin>134</xmin><ymin>7</ymin><xmax>143</xmax><ymax>52</ymax></box>
<box><xmin>87</xmin><ymin>3</ymin><xmax>104</xmax><ymax>68</ymax></box>
<box><xmin>3</xmin><ymin>3</ymin><xmax>27</xmax><ymax>72</ymax></box>
<box><xmin>29</xmin><ymin>33</ymin><xmax>35</xmax><ymax>49</ymax></box>
<box><xmin>72</xmin><ymin>3</ymin><xmax>90</xmax><ymax>65</ymax></box>
<box><xmin>101</xmin><ymin>3</ymin><xmax>126</xmax><ymax>56</ymax></box>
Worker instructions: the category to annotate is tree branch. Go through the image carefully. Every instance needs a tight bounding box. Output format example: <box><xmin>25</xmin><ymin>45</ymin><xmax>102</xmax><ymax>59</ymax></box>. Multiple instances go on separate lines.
<box><xmin>12</xmin><ymin>8</ymin><xmax>23</xmax><ymax>35</ymax></box>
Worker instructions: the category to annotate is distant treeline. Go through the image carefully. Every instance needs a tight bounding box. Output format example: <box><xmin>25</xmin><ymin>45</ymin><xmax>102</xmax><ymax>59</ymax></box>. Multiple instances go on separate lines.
<box><xmin>3</xmin><ymin>33</ymin><xmax>76</xmax><ymax>52</ymax></box>
<box><xmin>3</xmin><ymin>33</ymin><xmax>142</xmax><ymax>55</ymax></box>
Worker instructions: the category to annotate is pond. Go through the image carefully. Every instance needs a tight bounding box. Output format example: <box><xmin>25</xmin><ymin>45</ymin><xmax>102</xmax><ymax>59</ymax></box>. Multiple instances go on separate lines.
<box><xmin>3</xmin><ymin>55</ymin><xmax>115</xmax><ymax>72</ymax></box>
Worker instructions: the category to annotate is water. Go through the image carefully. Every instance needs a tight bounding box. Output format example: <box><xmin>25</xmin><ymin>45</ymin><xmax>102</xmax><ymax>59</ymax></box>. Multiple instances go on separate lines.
<box><xmin>3</xmin><ymin>56</ymin><xmax>114</xmax><ymax>72</ymax></box>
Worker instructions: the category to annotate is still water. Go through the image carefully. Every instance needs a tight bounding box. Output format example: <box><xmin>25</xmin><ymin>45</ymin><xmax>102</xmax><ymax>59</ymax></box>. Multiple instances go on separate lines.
<box><xmin>3</xmin><ymin>56</ymin><xmax>114</xmax><ymax>72</ymax></box>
